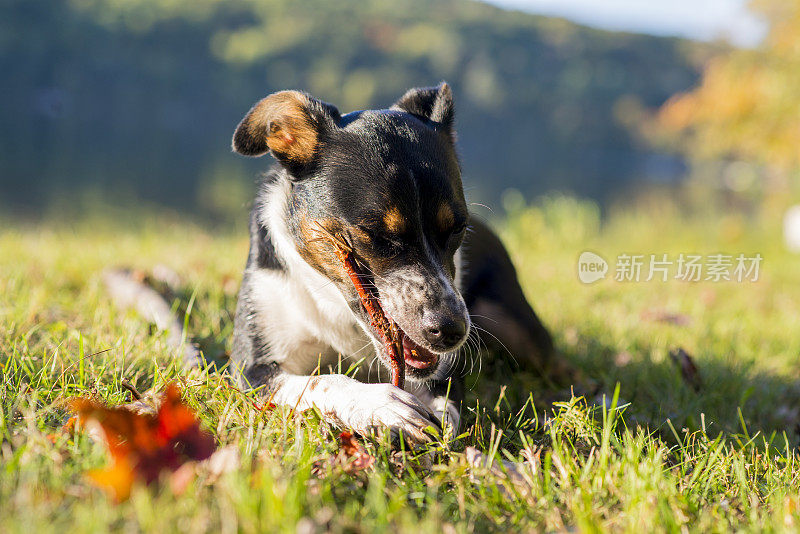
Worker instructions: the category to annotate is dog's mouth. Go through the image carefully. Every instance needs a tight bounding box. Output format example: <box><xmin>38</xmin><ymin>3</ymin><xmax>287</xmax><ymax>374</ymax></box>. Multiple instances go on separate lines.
<box><xmin>317</xmin><ymin>225</ymin><xmax>442</xmax><ymax>383</ymax></box>
<box><xmin>371</xmin><ymin>304</ymin><xmax>439</xmax><ymax>372</ymax></box>
<box><xmin>399</xmin><ymin>329</ymin><xmax>439</xmax><ymax>370</ymax></box>
<box><xmin>352</xmin><ymin>282</ymin><xmax>439</xmax><ymax>372</ymax></box>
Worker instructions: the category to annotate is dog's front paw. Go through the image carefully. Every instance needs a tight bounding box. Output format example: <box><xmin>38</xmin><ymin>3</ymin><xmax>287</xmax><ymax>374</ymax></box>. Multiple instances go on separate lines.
<box><xmin>343</xmin><ymin>384</ymin><xmax>442</xmax><ymax>444</ymax></box>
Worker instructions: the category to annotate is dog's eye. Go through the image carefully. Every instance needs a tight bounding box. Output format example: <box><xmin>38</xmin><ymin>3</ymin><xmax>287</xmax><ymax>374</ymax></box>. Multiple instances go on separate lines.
<box><xmin>359</xmin><ymin>225</ymin><xmax>403</xmax><ymax>258</ymax></box>
<box><xmin>441</xmin><ymin>223</ymin><xmax>467</xmax><ymax>249</ymax></box>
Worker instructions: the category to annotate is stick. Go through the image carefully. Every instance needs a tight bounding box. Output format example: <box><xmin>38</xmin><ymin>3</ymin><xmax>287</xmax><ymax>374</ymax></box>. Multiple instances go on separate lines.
<box><xmin>313</xmin><ymin>223</ymin><xmax>405</xmax><ymax>389</ymax></box>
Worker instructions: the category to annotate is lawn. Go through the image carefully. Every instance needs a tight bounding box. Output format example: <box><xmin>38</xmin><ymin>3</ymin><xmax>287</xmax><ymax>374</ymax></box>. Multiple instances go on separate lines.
<box><xmin>2</xmin><ymin>197</ymin><xmax>800</xmax><ymax>532</ymax></box>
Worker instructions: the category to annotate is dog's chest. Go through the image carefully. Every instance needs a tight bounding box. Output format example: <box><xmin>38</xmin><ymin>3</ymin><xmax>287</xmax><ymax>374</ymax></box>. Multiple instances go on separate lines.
<box><xmin>248</xmin><ymin>267</ymin><xmax>373</xmax><ymax>373</ymax></box>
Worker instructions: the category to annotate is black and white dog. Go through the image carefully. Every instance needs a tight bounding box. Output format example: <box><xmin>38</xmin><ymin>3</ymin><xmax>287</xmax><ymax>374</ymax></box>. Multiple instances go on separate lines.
<box><xmin>230</xmin><ymin>83</ymin><xmax>555</xmax><ymax>442</ymax></box>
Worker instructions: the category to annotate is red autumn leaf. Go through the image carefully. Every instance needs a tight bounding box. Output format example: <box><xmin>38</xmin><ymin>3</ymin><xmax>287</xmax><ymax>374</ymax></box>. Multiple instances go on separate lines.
<box><xmin>338</xmin><ymin>431</ymin><xmax>375</xmax><ymax>472</ymax></box>
<box><xmin>46</xmin><ymin>415</ymin><xmax>77</xmax><ymax>444</ymax></box>
<box><xmin>69</xmin><ymin>382</ymin><xmax>216</xmax><ymax>501</ymax></box>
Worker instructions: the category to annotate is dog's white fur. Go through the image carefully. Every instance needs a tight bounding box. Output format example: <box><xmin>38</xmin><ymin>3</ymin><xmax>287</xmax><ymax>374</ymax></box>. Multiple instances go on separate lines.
<box><xmin>247</xmin><ymin>177</ymin><xmax>463</xmax><ymax>440</ymax></box>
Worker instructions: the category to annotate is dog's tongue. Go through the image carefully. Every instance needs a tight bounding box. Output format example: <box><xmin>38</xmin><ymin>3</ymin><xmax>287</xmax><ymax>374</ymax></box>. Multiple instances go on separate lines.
<box><xmin>402</xmin><ymin>334</ymin><xmax>438</xmax><ymax>369</ymax></box>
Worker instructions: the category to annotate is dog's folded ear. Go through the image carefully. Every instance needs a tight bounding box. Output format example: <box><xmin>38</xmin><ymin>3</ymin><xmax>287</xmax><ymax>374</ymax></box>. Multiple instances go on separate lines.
<box><xmin>232</xmin><ymin>91</ymin><xmax>340</xmax><ymax>175</ymax></box>
<box><xmin>392</xmin><ymin>82</ymin><xmax>454</xmax><ymax>133</ymax></box>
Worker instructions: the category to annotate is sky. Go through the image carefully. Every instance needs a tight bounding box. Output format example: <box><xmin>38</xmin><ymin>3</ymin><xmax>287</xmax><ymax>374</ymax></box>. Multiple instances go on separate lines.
<box><xmin>482</xmin><ymin>0</ymin><xmax>767</xmax><ymax>47</ymax></box>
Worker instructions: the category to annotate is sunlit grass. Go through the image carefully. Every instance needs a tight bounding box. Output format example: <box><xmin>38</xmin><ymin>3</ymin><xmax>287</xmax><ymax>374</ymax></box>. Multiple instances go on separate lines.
<box><xmin>3</xmin><ymin>199</ymin><xmax>800</xmax><ymax>532</ymax></box>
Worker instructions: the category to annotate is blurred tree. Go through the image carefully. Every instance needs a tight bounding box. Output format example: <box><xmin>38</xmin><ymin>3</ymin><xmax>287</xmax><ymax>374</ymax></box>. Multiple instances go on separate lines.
<box><xmin>0</xmin><ymin>0</ymin><xmax>701</xmax><ymax>217</ymax></box>
<box><xmin>659</xmin><ymin>1</ymin><xmax>800</xmax><ymax>175</ymax></box>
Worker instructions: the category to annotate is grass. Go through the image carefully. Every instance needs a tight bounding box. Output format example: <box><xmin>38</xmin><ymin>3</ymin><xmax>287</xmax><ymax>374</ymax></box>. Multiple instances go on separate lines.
<box><xmin>3</xmin><ymin>197</ymin><xmax>800</xmax><ymax>532</ymax></box>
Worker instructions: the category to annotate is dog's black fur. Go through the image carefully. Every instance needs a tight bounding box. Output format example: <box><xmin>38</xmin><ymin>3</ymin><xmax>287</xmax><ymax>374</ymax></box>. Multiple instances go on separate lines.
<box><xmin>230</xmin><ymin>83</ymin><xmax>555</xmax><ymax>440</ymax></box>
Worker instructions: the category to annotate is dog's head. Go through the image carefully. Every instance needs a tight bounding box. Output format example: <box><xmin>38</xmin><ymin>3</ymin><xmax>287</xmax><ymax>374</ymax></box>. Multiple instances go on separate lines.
<box><xmin>233</xmin><ymin>83</ymin><xmax>470</xmax><ymax>381</ymax></box>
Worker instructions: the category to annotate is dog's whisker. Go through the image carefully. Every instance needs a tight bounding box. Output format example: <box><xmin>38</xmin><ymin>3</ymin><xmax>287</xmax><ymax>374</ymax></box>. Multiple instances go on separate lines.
<box><xmin>471</xmin><ymin>323</ymin><xmax>514</xmax><ymax>369</ymax></box>
<box><xmin>348</xmin><ymin>261</ymin><xmax>391</xmax><ymax>284</ymax></box>
<box><xmin>461</xmin><ymin>334</ymin><xmax>473</xmax><ymax>363</ymax></box>
<box><xmin>464</xmin><ymin>339</ymin><xmax>475</xmax><ymax>376</ymax></box>
<box><xmin>459</xmin><ymin>333</ymin><xmax>474</xmax><ymax>375</ymax></box>
<box><xmin>465</xmin><ymin>327</ymin><xmax>484</xmax><ymax>376</ymax></box>
<box><xmin>350</xmin><ymin>340</ymin><xmax>375</xmax><ymax>357</ymax></box>
<box><xmin>468</xmin><ymin>202</ymin><xmax>494</xmax><ymax>214</ymax></box>
<box><xmin>367</xmin><ymin>353</ymin><xmax>380</xmax><ymax>380</ymax></box>
<box><xmin>468</xmin><ymin>313</ymin><xmax>500</xmax><ymax>325</ymax></box>
<box><xmin>308</xmin><ymin>278</ymin><xmax>340</xmax><ymax>296</ymax></box>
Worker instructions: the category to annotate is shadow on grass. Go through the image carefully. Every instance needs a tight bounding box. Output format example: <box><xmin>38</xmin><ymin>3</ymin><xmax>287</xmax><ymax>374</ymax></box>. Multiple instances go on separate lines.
<box><xmin>460</xmin><ymin>331</ymin><xmax>800</xmax><ymax>453</ymax></box>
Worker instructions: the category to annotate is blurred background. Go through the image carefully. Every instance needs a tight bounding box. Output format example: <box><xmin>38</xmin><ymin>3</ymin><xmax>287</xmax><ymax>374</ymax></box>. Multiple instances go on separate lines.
<box><xmin>1</xmin><ymin>0</ymin><xmax>798</xmax><ymax>224</ymax></box>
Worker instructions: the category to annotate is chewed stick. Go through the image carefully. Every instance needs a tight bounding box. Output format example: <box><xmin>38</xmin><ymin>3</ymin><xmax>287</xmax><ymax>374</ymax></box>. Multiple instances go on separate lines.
<box><xmin>312</xmin><ymin>223</ymin><xmax>405</xmax><ymax>389</ymax></box>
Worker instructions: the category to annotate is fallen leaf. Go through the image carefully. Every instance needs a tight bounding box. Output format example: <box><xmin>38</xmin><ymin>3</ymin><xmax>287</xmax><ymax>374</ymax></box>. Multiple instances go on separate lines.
<box><xmin>70</xmin><ymin>382</ymin><xmax>216</xmax><ymax>501</ymax></box>
<box><xmin>641</xmin><ymin>309</ymin><xmax>692</xmax><ymax>326</ymax></box>
<box><xmin>46</xmin><ymin>415</ymin><xmax>77</xmax><ymax>444</ymax></box>
<box><xmin>338</xmin><ymin>431</ymin><xmax>376</xmax><ymax>472</ymax></box>
<box><xmin>389</xmin><ymin>449</ymin><xmax>433</xmax><ymax>476</ymax></box>
<box><xmin>87</xmin><ymin>455</ymin><xmax>136</xmax><ymax>501</ymax></box>
<box><xmin>669</xmin><ymin>347</ymin><xmax>702</xmax><ymax>392</ymax></box>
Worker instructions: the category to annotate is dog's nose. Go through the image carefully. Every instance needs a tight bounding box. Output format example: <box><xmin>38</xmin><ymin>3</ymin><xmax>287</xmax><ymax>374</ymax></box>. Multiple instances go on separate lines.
<box><xmin>423</xmin><ymin>315</ymin><xmax>467</xmax><ymax>349</ymax></box>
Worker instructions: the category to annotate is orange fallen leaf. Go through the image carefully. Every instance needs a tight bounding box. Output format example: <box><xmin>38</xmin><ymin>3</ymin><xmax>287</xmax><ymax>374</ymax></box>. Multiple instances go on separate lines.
<box><xmin>339</xmin><ymin>431</ymin><xmax>375</xmax><ymax>472</ymax></box>
<box><xmin>87</xmin><ymin>455</ymin><xmax>136</xmax><ymax>501</ymax></box>
<box><xmin>46</xmin><ymin>415</ymin><xmax>77</xmax><ymax>444</ymax></box>
<box><xmin>70</xmin><ymin>382</ymin><xmax>216</xmax><ymax>501</ymax></box>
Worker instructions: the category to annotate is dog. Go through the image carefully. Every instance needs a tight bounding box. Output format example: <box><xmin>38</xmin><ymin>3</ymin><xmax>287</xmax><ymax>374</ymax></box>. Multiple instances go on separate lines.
<box><xmin>230</xmin><ymin>83</ymin><xmax>555</xmax><ymax>443</ymax></box>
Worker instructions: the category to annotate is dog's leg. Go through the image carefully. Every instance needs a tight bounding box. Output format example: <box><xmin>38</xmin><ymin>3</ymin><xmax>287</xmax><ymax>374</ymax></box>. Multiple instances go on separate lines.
<box><xmin>240</xmin><ymin>361</ymin><xmax>442</xmax><ymax>443</ymax></box>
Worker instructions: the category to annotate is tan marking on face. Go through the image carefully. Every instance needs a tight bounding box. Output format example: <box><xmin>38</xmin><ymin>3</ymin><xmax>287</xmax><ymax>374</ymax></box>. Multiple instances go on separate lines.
<box><xmin>350</xmin><ymin>225</ymin><xmax>371</xmax><ymax>242</ymax></box>
<box><xmin>296</xmin><ymin>217</ymin><xmax>345</xmax><ymax>280</ymax></box>
<box><xmin>436</xmin><ymin>203</ymin><xmax>455</xmax><ymax>233</ymax></box>
<box><xmin>298</xmin><ymin>217</ymin><xmax>394</xmax><ymax>283</ymax></box>
<box><xmin>249</xmin><ymin>91</ymin><xmax>318</xmax><ymax>162</ymax></box>
<box><xmin>346</xmin><ymin>225</ymin><xmax>394</xmax><ymax>273</ymax></box>
<box><xmin>383</xmin><ymin>206</ymin><xmax>406</xmax><ymax>234</ymax></box>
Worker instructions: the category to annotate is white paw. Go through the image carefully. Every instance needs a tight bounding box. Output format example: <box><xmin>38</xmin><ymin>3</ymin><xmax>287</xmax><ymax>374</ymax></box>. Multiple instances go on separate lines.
<box><xmin>341</xmin><ymin>384</ymin><xmax>442</xmax><ymax>444</ymax></box>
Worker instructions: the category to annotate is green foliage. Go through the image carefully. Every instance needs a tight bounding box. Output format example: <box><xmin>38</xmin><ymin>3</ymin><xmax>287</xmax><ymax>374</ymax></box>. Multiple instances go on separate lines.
<box><xmin>0</xmin><ymin>0</ymin><xmax>701</xmax><ymax>216</ymax></box>
<box><xmin>659</xmin><ymin>1</ymin><xmax>800</xmax><ymax>176</ymax></box>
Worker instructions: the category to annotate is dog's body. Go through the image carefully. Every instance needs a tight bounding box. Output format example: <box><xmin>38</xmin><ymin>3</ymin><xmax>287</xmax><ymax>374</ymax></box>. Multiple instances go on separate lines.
<box><xmin>231</xmin><ymin>84</ymin><xmax>555</xmax><ymax>441</ymax></box>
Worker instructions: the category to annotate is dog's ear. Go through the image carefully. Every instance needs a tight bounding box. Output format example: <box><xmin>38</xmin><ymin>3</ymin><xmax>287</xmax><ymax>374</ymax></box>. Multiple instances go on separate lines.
<box><xmin>392</xmin><ymin>82</ymin><xmax>454</xmax><ymax>133</ymax></box>
<box><xmin>232</xmin><ymin>90</ymin><xmax>340</xmax><ymax>175</ymax></box>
